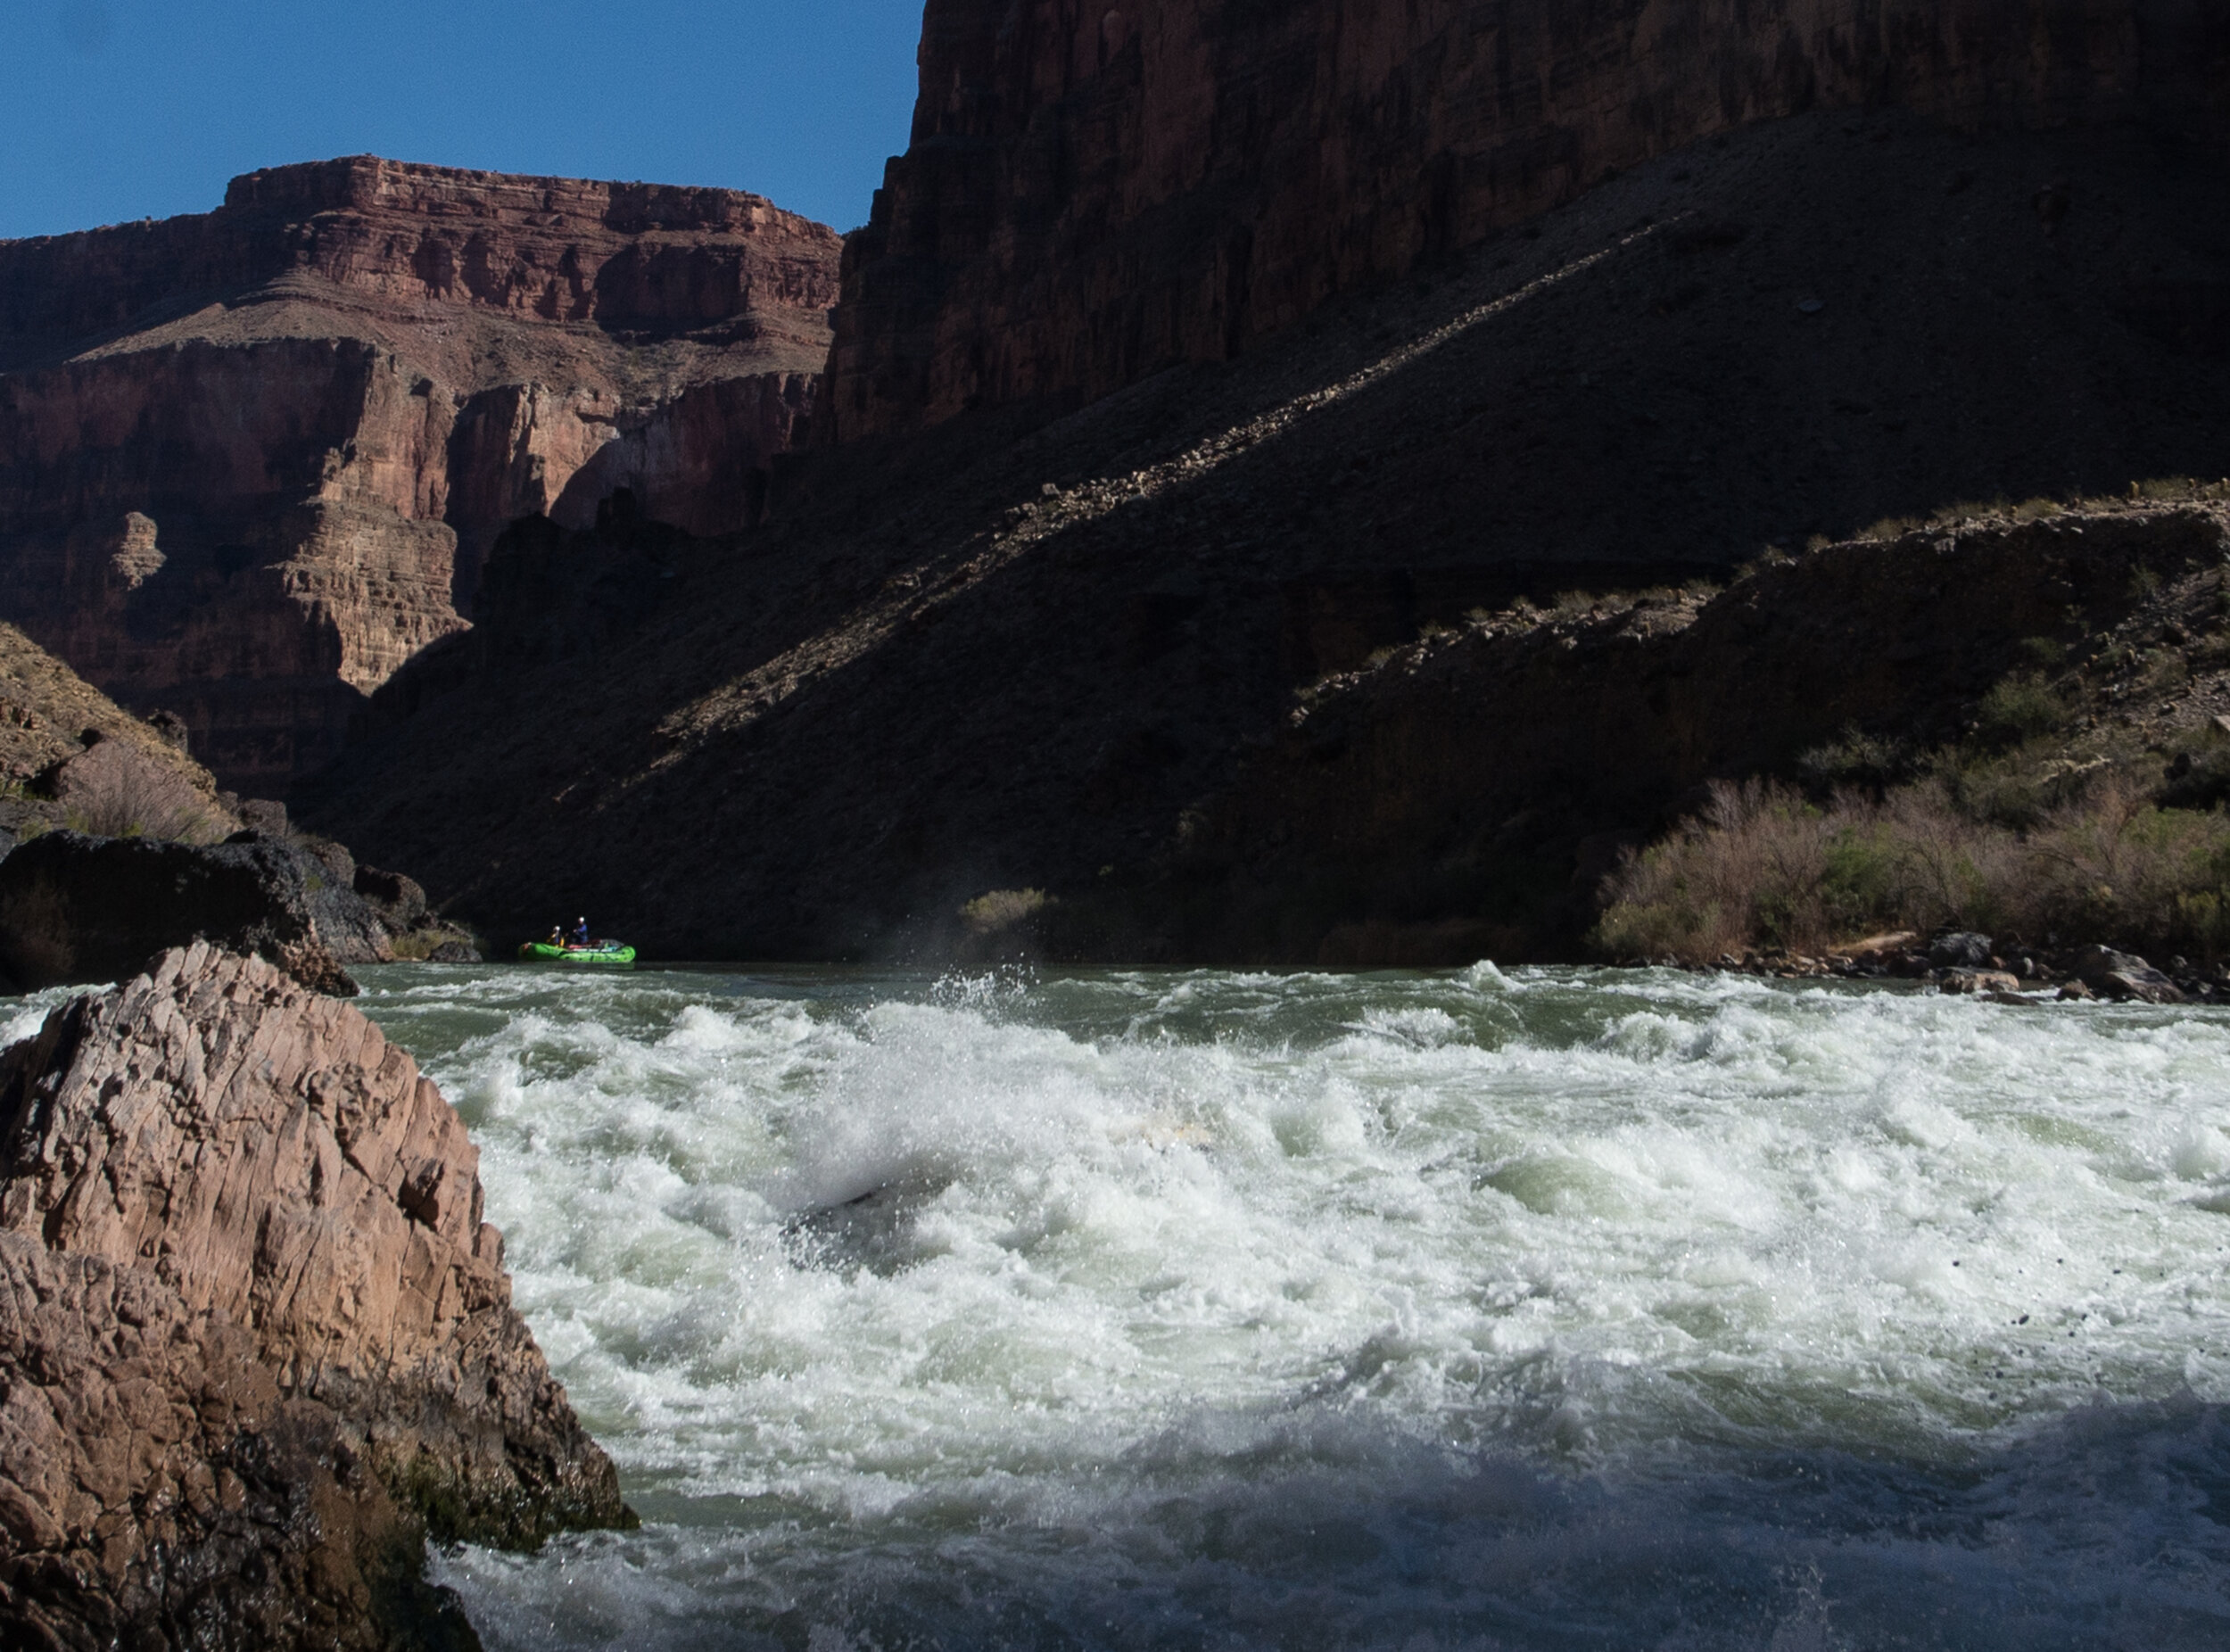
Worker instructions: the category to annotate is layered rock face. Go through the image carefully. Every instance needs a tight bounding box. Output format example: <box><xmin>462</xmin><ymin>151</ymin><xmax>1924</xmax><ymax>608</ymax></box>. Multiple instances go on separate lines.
<box><xmin>0</xmin><ymin>944</ymin><xmax>629</xmax><ymax>1648</ymax></box>
<box><xmin>307</xmin><ymin>104</ymin><xmax>2230</xmax><ymax>960</ymax></box>
<box><xmin>830</xmin><ymin>0</ymin><xmax>2230</xmax><ymax>438</ymax></box>
<box><xmin>0</xmin><ymin>158</ymin><xmax>840</xmax><ymax>791</ymax></box>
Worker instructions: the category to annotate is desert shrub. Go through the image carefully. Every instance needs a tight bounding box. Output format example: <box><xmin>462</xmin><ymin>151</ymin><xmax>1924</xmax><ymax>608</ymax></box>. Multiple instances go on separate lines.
<box><xmin>1875</xmin><ymin>781</ymin><xmax>2023</xmax><ymax>932</ymax></box>
<box><xmin>1597</xmin><ymin>768</ymin><xmax>2230</xmax><ymax>962</ymax></box>
<box><xmin>1930</xmin><ymin>744</ymin><xmax>2075</xmax><ymax>830</ymax></box>
<box><xmin>62</xmin><ymin>755</ymin><xmax>215</xmax><ymax>843</ymax></box>
<box><xmin>1595</xmin><ymin>781</ymin><xmax>1835</xmax><ymax>959</ymax></box>
<box><xmin>1796</xmin><ymin>728</ymin><xmax>1908</xmax><ymax>794</ymax></box>
<box><xmin>961</xmin><ymin>888</ymin><xmax>1051</xmax><ymax>937</ymax></box>
<box><xmin>2130</xmin><ymin>476</ymin><xmax>2226</xmax><ymax>504</ymax></box>
<box><xmin>2142</xmin><ymin>648</ymin><xmax>2191</xmax><ymax>693</ymax></box>
<box><xmin>2019</xmin><ymin>779</ymin><xmax>2230</xmax><ymax>948</ymax></box>
<box><xmin>2018</xmin><ymin>635</ymin><xmax>2068</xmax><ymax>669</ymax></box>
<box><xmin>2175</xmin><ymin>891</ymin><xmax>2230</xmax><ymax>958</ymax></box>
<box><xmin>1974</xmin><ymin>672</ymin><xmax>2069</xmax><ymax>748</ymax></box>
<box><xmin>1858</xmin><ymin>516</ymin><xmax>1919</xmax><ymax>543</ymax></box>
<box><xmin>2189</xmin><ymin>627</ymin><xmax>2230</xmax><ymax>671</ymax></box>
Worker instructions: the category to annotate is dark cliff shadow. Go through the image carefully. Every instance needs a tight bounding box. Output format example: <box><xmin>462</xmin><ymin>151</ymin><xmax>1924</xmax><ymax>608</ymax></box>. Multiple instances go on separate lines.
<box><xmin>300</xmin><ymin>111</ymin><xmax>2230</xmax><ymax>961</ymax></box>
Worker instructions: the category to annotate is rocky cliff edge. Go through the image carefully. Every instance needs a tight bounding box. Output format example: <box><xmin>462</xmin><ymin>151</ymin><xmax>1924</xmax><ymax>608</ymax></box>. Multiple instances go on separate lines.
<box><xmin>0</xmin><ymin>944</ymin><xmax>628</xmax><ymax>1649</ymax></box>
<box><xmin>0</xmin><ymin>158</ymin><xmax>842</xmax><ymax>792</ymax></box>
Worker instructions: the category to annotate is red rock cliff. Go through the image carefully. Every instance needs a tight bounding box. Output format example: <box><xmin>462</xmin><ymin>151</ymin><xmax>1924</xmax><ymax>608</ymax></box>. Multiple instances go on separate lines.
<box><xmin>829</xmin><ymin>0</ymin><xmax>2229</xmax><ymax>440</ymax></box>
<box><xmin>0</xmin><ymin>159</ymin><xmax>841</xmax><ymax>792</ymax></box>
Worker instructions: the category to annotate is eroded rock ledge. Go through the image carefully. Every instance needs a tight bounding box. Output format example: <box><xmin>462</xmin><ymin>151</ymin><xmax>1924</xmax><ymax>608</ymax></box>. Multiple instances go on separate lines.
<box><xmin>0</xmin><ymin>156</ymin><xmax>842</xmax><ymax>793</ymax></box>
<box><xmin>0</xmin><ymin>944</ymin><xmax>628</xmax><ymax>1649</ymax></box>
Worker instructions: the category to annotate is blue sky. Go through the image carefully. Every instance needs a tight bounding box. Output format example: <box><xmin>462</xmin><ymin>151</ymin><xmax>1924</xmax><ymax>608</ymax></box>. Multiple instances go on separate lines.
<box><xmin>0</xmin><ymin>1</ymin><xmax>923</xmax><ymax>238</ymax></box>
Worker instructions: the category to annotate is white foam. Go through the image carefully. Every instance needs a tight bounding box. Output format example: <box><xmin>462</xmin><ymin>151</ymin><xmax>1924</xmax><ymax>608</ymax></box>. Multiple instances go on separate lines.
<box><xmin>343</xmin><ymin>964</ymin><xmax>2230</xmax><ymax>1648</ymax></box>
<box><xmin>0</xmin><ymin>984</ymin><xmax>89</xmax><ymax>1052</ymax></box>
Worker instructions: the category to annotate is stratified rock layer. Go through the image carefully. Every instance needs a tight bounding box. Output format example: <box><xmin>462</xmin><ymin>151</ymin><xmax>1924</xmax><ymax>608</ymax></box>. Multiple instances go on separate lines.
<box><xmin>830</xmin><ymin>0</ymin><xmax>2230</xmax><ymax>438</ymax></box>
<box><xmin>0</xmin><ymin>158</ymin><xmax>841</xmax><ymax>791</ymax></box>
<box><xmin>0</xmin><ymin>944</ymin><xmax>628</xmax><ymax>1648</ymax></box>
<box><xmin>0</xmin><ymin>1236</ymin><xmax>479</xmax><ymax>1652</ymax></box>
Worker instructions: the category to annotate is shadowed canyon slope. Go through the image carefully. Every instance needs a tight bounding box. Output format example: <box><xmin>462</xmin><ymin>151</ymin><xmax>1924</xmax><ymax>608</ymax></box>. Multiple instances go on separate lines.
<box><xmin>830</xmin><ymin>0</ymin><xmax>2230</xmax><ymax>439</ymax></box>
<box><xmin>308</xmin><ymin>90</ymin><xmax>2230</xmax><ymax>958</ymax></box>
<box><xmin>0</xmin><ymin>158</ymin><xmax>840</xmax><ymax>792</ymax></box>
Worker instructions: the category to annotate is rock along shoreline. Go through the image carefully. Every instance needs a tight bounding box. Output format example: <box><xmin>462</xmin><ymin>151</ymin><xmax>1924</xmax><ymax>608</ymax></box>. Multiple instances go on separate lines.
<box><xmin>1647</xmin><ymin>929</ymin><xmax>2213</xmax><ymax>1005</ymax></box>
<box><xmin>0</xmin><ymin>944</ymin><xmax>632</xmax><ymax>1650</ymax></box>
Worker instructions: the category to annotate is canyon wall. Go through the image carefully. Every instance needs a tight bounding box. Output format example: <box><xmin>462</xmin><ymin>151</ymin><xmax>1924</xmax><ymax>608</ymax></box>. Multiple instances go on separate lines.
<box><xmin>0</xmin><ymin>158</ymin><xmax>839</xmax><ymax>791</ymax></box>
<box><xmin>829</xmin><ymin>0</ymin><xmax>2229</xmax><ymax>439</ymax></box>
<box><xmin>305</xmin><ymin>101</ymin><xmax>2230</xmax><ymax>959</ymax></box>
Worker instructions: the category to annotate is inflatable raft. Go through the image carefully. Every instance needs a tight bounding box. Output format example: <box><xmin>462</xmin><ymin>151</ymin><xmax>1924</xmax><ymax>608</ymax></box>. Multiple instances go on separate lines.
<box><xmin>518</xmin><ymin>941</ymin><xmax>637</xmax><ymax>965</ymax></box>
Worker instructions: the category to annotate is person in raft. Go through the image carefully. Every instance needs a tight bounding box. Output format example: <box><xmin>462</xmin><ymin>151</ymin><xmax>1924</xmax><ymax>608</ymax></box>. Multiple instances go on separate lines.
<box><xmin>572</xmin><ymin>917</ymin><xmax>591</xmax><ymax>948</ymax></box>
<box><xmin>547</xmin><ymin>923</ymin><xmax>566</xmax><ymax>946</ymax></box>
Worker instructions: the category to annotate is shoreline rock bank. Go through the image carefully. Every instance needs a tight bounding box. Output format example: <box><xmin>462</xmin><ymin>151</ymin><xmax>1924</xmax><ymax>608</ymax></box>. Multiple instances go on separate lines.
<box><xmin>1645</xmin><ymin>930</ymin><xmax>2216</xmax><ymax>1006</ymax></box>
<box><xmin>0</xmin><ymin>821</ymin><xmax>482</xmax><ymax>996</ymax></box>
<box><xmin>0</xmin><ymin>944</ymin><xmax>631</xmax><ymax>1648</ymax></box>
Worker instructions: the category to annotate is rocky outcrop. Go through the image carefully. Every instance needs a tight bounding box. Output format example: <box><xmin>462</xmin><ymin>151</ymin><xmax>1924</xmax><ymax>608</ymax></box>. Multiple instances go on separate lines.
<box><xmin>0</xmin><ymin>944</ymin><xmax>629</xmax><ymax>1648</ymax></box>
<box><xmin>0</xmin><ymin>1235</ymin><xmax>477</xmax><ymax>1651</ymax></box>
<box><xmin>0</xmin><ymin>621</ymin><xmax>236</xmax><ymax>845</ymax></box>
<box><xmin>0</xmin><ymin>831</ymin><xmax>392</xmax><ymax>994</ymax></box>
<box><xmin>0</xmin><ymin>158</ymin><xmax>840</xmax><ymax>792</ymax></box>
<box><xmin>355</xmin><ymin>865</ymin><xmax>428</xmax><ymax>932</ymax></box>
<box><xmin>830</xmin><ymin>0</ymin><xmax>2230</xmax><ymax>439</ymax></box>
<box><xmin>2071</xmin><ymin>945</ymin><xmax>2186</xmax><ymax>1004</ymax></box>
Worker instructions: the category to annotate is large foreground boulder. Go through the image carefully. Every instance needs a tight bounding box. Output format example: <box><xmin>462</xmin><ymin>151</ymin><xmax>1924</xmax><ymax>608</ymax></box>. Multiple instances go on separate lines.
<box><xmin>0</xmin><ymin>945</ymin><xmax>632</xmax><ymax>1649</ymax></box>
<box><xmin>0</xmin><ymin>831</ymin><xmax>394</xmax><ymax>995</ymax></box>
<box><xmin>0</xmin><ymin>1236</ymin><xmax>475</xmax><ymax>1651</ymax></box>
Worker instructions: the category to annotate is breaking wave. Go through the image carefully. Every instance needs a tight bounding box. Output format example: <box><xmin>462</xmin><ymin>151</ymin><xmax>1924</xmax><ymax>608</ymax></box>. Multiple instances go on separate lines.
<box><xmin>348</xmin><ymin>963</ymin><xmax>2230</xmax><ymax>1649</ymax></box>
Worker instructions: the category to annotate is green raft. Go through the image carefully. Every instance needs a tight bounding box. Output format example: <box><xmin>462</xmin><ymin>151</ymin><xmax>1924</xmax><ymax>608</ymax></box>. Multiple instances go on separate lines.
<box><xmin>518</xmin><ymin>941</ymin><xmax>637</xmax><ymax>966</ymax></box>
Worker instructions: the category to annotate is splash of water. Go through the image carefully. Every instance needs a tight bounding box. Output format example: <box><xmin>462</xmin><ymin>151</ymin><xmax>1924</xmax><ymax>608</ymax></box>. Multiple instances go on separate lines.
<box><xmin>338</xmin><ymin>964</ymin><xmax>2230</xmax><ymax>1649</ymax></box>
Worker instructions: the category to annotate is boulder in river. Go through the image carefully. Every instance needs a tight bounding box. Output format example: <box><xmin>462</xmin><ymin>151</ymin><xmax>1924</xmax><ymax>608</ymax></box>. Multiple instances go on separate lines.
<box><xmin>1938</xmin><ymin>968</ymin><xmax>2023</xmax><ymax>995</ymax></box>
<box><xmin>2071</xmin><ymin>945</ymin><xmax>2186</xmax><ymax>1004</ymax></box>
<box><xmin>1928</xmin><ymin>932</ymin><xmax>1995</xmax><ymax>970</ymax></box>
<box><xmin>0</xmin><ymin>944</ymin><xmax>632</xmax><ymax>1648</ymax></box>
<box><xmin>0</xmin><ymin>830</ymin><xmax>393</xmax><ymax>995</ymax></box>
<box><xmin>355</xmin><ymin>865</ymin><xmax>429</xmax><ymax>932</ymax></box>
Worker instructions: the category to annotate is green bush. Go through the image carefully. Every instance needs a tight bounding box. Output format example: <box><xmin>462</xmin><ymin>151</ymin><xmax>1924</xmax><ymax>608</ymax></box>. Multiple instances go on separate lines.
<box><xmin>1594</xmin><ymin>772</ymin><xmax>2230</xmax><ymax>962</ymax></box>
<box><xmin>1796</xmin><ymin>729</ymin><xmax>1907</xmax><ymax>793</ymax></box>
<box><xmin>1974</xmin><ymin>672</ymin><xmax>2069</xmax><ymax>748</ymax></box>
<box><xmin>961</xmin><ymin>888</ymin><xmax>1051</xmax><ymax>937</ymax></box>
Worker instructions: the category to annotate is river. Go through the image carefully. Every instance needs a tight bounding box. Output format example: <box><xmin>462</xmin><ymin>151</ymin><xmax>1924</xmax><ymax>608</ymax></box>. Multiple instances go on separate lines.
<box><xmin>337</xmin><ymin>962</ymin><xmax>2230</xmax><ymax>1649</ymax></box>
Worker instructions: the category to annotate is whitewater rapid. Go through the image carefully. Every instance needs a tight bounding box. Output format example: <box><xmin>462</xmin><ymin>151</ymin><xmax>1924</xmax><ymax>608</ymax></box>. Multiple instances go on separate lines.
<box><xmin>339</xmin><ymin>963</ymin><xmax>2230</xmax><ymax>1649</ymax></box>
